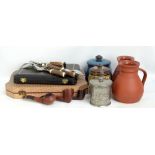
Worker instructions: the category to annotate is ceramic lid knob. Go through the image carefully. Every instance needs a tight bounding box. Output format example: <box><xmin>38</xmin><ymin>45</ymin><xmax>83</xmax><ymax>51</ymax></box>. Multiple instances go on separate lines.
<box><xmin>96</xmin><ymin>55</ymin><xmax>103</xmax><ymax>62</ymax></box>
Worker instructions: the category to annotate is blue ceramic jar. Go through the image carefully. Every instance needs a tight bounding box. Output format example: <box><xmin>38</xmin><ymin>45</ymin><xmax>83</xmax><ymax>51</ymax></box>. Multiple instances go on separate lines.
<box><xmin>86</xmin><ymin>55</ymin><xmax>111</xmax><ymax>80</ymax></box>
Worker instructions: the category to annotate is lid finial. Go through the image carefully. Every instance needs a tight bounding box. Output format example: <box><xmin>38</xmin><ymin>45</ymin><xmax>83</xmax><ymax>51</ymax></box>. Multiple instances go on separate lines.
<box><xmin>96</xmin><ymin>55</ymin><xmax>103</xmax><ymax>62</ymax></box>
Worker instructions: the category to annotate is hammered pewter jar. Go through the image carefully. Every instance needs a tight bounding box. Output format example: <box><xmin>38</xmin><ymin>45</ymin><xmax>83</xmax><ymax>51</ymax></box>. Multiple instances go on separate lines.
<box><xmin>88</xmin><ymin>65</ymin><xmax>111</xmax><ymax>82</ymax></box>
<box><xmin>89</xmin><ymin>78</ymin><xmax>112</xmax><ymax>107</ymax></box>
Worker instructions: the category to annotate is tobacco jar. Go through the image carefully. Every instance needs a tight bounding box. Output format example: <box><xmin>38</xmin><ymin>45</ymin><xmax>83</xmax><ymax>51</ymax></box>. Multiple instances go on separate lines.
<box><xmin>86</xmin><ymin>55</ymin><xmax>111</xmax><ymax>80</ymax></box>
<box><xmin>88</xmin><ymin>65</ymin><xmax>111</xmax><ymax>82</ymax></box>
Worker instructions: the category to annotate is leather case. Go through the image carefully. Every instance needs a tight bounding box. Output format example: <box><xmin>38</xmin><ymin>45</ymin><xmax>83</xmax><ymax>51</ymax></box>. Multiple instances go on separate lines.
<box><xmin>14</xmin><ymin>64</ymin><xmax>80</xmax><ymax>85</ymax></box>
<box><xmin>6</xmin><ymin>72</ymin><xmax>88</xmax><ymax>103</ymax></box>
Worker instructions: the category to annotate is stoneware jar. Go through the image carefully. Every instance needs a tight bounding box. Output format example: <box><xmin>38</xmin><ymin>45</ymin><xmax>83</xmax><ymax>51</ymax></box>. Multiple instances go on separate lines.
<box><xmin>112</xmin><ymin>56</ymin><xmax>135</xmax><ymax>81</ymax></box>
<box><xmin>112</xmin><ymin>60</ymin><xmax>147</xmax><ymax>104</ymax></box>
<box><xmin>86</xmin><ymin>55</ymin><xmax>111</xmax><ymax>80</ymax></box>
<box><xmin>89</xmin><ymin>77</ymin><xmax>112</xmax><ymax>107</ymax></box>
<box><xmin>88</xmin><ymin>65</ymin><xmax>111</xmax><ymax>82</ymax></box>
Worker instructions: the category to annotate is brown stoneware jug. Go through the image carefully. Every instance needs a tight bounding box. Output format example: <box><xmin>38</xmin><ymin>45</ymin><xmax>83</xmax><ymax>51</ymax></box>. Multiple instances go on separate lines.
<box><xmin>112</xmin><ymin>60</ymin><xmax>147</xmax><ymax>103</ymax></box>
<box><xmin>112</xmin><ymin>56</ymin><xmax>135</xmax><ymax>81</ymax></box>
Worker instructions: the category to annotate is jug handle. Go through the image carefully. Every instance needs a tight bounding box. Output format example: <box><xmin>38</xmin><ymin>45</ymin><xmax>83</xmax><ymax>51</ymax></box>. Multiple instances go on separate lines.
<box><xmin>139</xmin><ymin>68</ymin><xmax>147</xmax><ymax>85</ymax></box>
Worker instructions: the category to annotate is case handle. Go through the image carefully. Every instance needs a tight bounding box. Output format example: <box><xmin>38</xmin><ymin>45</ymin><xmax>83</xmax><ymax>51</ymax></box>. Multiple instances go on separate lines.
<box><xmin>139</xmin><ymin>68</ymin><xmax>147</xmax><ymax>85</ymax></box>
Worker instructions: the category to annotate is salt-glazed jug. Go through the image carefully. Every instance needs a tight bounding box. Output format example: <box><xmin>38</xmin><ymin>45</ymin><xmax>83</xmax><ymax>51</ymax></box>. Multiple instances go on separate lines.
<box><xmin>112</xmin><ymin>60</ymin><xmax>147</xmax><ymax>103</ymax></box>
<box><xmin>89</xmin><ymin>77</ymin><xmax>112</xmax><ymax>107</ymax></box>
<box><xmin>112</xmin><ymin>56</ymin><xmax>135</xmax><ymax>81</ymax></box>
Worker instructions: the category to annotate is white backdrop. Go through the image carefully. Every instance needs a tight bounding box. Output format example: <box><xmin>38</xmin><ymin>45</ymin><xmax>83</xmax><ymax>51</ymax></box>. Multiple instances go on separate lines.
<box><xmin>1</xmin><ymin>0</ymin><xmax>155</xmax><ymax>154</ymax></box>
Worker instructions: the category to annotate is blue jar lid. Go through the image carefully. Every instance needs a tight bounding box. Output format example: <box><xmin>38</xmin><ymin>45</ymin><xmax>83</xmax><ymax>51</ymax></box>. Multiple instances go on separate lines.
<box><xmin>87</xmin><ymin>55</ymin><xmax>111</xmax><ymax>66</ymax></box>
